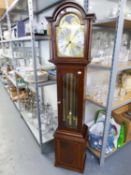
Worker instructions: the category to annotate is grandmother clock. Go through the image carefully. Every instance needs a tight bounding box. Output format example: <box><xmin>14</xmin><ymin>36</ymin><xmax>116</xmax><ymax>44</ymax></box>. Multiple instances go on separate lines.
<box><xmin>46</xmin><ymin>1</ymin><xmax>95</xmax><ymax>173</ymax></box>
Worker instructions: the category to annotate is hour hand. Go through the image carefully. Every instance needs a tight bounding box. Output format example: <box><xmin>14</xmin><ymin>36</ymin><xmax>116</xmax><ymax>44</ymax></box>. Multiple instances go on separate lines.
<box><xmin>65</xmin><ymin>41</ymin><xmax>71</xmax><ymax>49</ymax></box>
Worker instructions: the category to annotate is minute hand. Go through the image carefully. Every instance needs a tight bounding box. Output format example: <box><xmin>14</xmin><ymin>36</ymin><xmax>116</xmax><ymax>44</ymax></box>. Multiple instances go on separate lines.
<box><xmin>65</xmin><ymin>41</ymin><xmax>71</xmax><ymax>48</ymax></box>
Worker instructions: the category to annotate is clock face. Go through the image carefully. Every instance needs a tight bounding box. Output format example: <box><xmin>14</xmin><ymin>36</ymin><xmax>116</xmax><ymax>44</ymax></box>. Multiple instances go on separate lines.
<box><xmin>56</xmin><ymin>13</ymin><xmax>84</xmax><ymax>58</ymax></box>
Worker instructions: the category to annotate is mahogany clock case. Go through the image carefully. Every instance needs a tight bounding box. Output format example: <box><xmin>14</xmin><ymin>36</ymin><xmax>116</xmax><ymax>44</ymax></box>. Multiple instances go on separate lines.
<box><xmin>46</xmin><ymin>1</ymin><xmax>95</xmax><ymax>173</ymax></box>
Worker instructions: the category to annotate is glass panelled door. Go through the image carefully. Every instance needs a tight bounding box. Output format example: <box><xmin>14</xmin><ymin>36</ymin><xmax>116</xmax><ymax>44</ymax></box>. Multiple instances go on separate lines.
<box><xmin>62</xmin><ymin>73</ymin><xmax>78</xmax><ymax>129</ymax></box>
<box><xmin>57</xmin><ymin>65</ymin><xmax>85</xmax><ymax>132</ymax></box>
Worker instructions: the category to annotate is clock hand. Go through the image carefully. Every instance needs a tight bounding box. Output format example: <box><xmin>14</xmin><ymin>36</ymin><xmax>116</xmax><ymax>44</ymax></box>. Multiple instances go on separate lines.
<box><xmin>65</xmin><ymin>41</ymin><xmax>72</xmax><ymax>48</ymax></box>
<box><xmin>64</xmin><ymin>41</ymin><xmax>72</xmax><ymax>53</ymax></box>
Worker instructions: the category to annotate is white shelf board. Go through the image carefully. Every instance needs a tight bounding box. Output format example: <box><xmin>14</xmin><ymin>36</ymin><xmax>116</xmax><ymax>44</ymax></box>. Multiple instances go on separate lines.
<box><xmin>88</xmin><ymin>63</ymin><xmax>111</xmax><ymax>70</ymax></box>
<box><xmin>1</xmin><ymin>54</ymin><xmax>24</xmax><ymax>60</ymax></box>
<box><xmin>38</xmin><ymin>80</ymin><xmax>56</xmax><ymax>87</ymax></box>
<box><xmin>6</xmin><ymin>74</ymin><xmax>25</xmax><ymax>88</ymax></box>
<box><xmin>89</xmin><ymin>61</ymin><xmax>131</xmax><ymax>72</ymax></box>
<box><xmin>85</xmin><ymin>91</ymin><xmax>131</xmax><ymax>110</ymax></box>
<box><xmin>12</xmin><ymin>36</ymin><xmax>32</xmax><ymax>42</ymax></box>
<box><xmin>85</xmin><ymin>96</ymin><xmax>106</xmax><ymax>109</ymax></box>
<box><xmin>6</xmin><ymin>75</ymin><xmax>16</xmax><ymax>87</ymax></box>
<box><xmin>27</xmin><ymin>80</ymin><xmax>56</xmax><ymax>92</ymax></box>
<box><xmin>16</xmin><ymin>70</ymin><xmax>43</xmax><ymax>83</ymax></box>
<box><xmin>14</xmin><ymin>101</ymin><xmax>20</xmax><ymax>110</ymax></box>
<box><xmin>21</xmin><ymin>110</ymin><xmax>54</xmax><ymax>144</ymax></box>
<box><xmin>1</xmin><ymin>54</ymin><xmax>13</xmax><ymax>59</ymax></box>
<box><xmin>21</xmin><ymin>110</ymin><xmax>40</xmax><ymax>144</ymax></box>
<box><xmin>0</xmin><ymin>40</ymin><xmax>11</xmax><ymax>43</ymax></box>
<box><xmin>16</xmin><ymin>70</ymin><xmax>56</xmax><ymax>92</ymax></box>
<box><xmin>0</xmin><ymin>36</ymin><xmax>31</xmax><ymax>43</ymax></box>
<box><xmin>0</xmin><ymin>35</ymin><xmax>49</xmax><ymax>43</ymax></box>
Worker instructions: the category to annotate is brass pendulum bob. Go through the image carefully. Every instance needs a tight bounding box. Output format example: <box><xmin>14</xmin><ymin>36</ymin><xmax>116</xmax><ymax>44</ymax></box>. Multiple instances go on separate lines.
<box><xmin>67</xmin><ymin>111</ymin><xmax>72</xmax><ymax>127</ymax></box>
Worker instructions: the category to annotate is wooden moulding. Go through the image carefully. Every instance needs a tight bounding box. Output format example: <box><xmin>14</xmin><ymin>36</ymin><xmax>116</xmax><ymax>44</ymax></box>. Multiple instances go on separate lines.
<box><xmin>112</xmin><ymin>103</ymin><xmax>131</xmax><ymax>142</ymax></box>
<box><xmin>0</xmin><ymin>0</ymin><xmax>14</xmax><ymax>17</ymax></box>
<box><xmin>113</xmin><ymin>92</ymin><xmax>131</xmax><ymax>109</ymax></box>
<box><xmin>0</xmin><ymin>8</ymin><xmax>5</xmax><ymax>17</ymax></box>
<box><xmin>95</xmin><ymin>19</ymin><xmax>131</xmax><ymax>30</ymax></box>
<box><xmin>85</xmin><ymin>92</ymin><xmax>131</xmax><ymax>110</ymax></box>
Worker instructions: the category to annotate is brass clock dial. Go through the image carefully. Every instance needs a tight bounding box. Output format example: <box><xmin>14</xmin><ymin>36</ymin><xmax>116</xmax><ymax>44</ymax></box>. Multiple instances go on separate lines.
<box><xmin>56</xmin><ymin>13</ymin><xmax>84</xmax><ymax>57</ymax></box>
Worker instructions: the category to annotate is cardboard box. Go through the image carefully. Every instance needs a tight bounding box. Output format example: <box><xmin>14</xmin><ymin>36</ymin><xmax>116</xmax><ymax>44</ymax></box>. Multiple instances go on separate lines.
<box><xmin>112</xmin><ymin>103</ymin><xmax>131</xmax><ymax>142</ymax></box>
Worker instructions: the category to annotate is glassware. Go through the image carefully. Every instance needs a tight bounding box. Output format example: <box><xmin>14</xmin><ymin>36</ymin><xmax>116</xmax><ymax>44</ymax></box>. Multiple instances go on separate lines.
<box><xmin>119</xmin><ymin>34</ymin><xmax>129</xmax><ymax>63</ymax></box>
<box><xmin>87</xmin><ymin>84</ymin><xmax>108</xmax><ymax>106</ymax></box>
<box><xmin>91</xmin><ymin>31</ymin><xmax>115</xmax><ymax>67</ymax></box>
<box><xmin>120</xmin><ymin>88</ymin><xmax>126</xmax><ymax>100</ymax></box>
<box><xmin>113</xmin><ymin>87</ymin><xmax>120</xmax><ymax>102</ymax></box>
<box><xmin>128</xmin><ymin>41</ymin><xmax>131</xmax><ymax>61</ymax></box>
<box><xmin>108</xmin><ymin>6</ymin><xmax>118</xmax><ymax>18</ymax></box>
<box><xmin>41</xmin><ymin>103</ymin><xmax>53</xmax><ymax>134</ymax></box>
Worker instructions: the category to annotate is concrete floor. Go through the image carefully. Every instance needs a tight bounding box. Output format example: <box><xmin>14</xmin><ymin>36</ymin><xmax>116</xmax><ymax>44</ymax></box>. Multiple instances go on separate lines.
<box><xmin>0</xmin><ymin>82</ymin><xmax>131</xmax><ymax>175</ymax></box>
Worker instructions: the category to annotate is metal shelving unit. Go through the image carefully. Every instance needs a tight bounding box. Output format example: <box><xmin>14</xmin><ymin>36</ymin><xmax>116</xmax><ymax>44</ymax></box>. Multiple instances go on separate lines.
<box><xmin>0</xmin><ymin>35</ymin><xmax>49</xmax><ymax>43</ymax></box>
<box><xmin>85</xmin><ymin>0</ymin><xmax>131</xmax><ymax>165</ymax></box>
<box><xmin>0</xmin><ymin>0</ymin><xmax>59</xmax><ymax>153</ymax></box>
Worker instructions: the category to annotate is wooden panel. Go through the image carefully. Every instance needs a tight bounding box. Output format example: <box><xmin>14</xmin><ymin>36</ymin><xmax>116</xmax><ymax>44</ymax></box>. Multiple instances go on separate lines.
<box><xmin>95</xmin><ymin>19</ymin><xmax>131</xmax><ymax>30</ymax></box>
<box><xmin>113</xmin><ymin>92</ymin><xmax>131</xmax><ymax>109</ymax></box>
<box><xmin>89</xmin><ymin>61</ymin><xmax>131</xmax><ymax>72</ymax></box>
<box><xmin>0</xmin><ymin>8</ymin><xmax>5</xmax><ymax>16</ymax></box>
<box><xmin>0</xmin><ymin>1</ymin><xmax>6</xmax><ymax>9</ymax></box>
<box><xmin>0</xmin><ymin>0</ymin><xmax>14</xmax><ymax>8</ymax></box>
<box><xmin>112</xmin><ymin>103</ymin><xmax>131</xmax><ymax>142</ymax></box>
<box><xmin>85</xmin><ymin>91</ymin><xmax>131</xmax><ymax>110</ymax></box>
<box><xmin>55</xmin><ymin>131</ymin><xmax>87</xmax><ymax>173</ymax></box>
<box><xmin>0</xmin><ymin>0</ymin><xmax>14</xmax><ymax>17</ymax></box>
<box><xmin>95</xmin><ymin>20</ymin><xmax>116</xmax><ymax>28</ymax></box>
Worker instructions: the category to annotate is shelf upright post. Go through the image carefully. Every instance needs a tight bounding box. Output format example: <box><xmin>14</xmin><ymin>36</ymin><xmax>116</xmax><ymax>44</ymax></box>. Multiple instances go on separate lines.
<box><xmin>27</xmin><ymin>0</ymin><xmax>43</xmax><ymax>152</ymax></box>
<box><xmin>0</xmin><ymin>24</ymin><xmax>4</xmax><ymax>51</ymax></box>
<box><xmin>100</xmin><ymin>0</ymin><xmax>127</xmax><ymax>165</ymax></box>
<box><xmin>33</xmin><ymin>0</ymin><xmax>45</xmax><ymax>108</ymax></box>
<box><xmin>4</xmin><ymin>0</ymin><xmax>21</xmax><ymax>110</ymax></box>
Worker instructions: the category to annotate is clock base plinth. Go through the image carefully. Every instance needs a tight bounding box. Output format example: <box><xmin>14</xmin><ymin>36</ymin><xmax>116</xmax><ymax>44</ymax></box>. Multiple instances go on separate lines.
<box><xmin>54</xmin><ymin>126</ymin><xmax>87</xmax><ymax>173</ymax></box>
